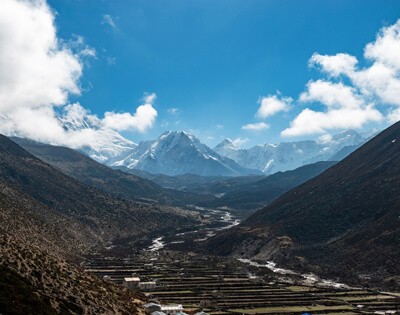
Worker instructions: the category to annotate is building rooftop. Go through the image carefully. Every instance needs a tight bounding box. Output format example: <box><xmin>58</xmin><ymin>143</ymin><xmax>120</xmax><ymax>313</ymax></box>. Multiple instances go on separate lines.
<box><xmin>161</xmin><ymin>304</ymin><xmax>183</xmax><ymax>311</ymax></box>
<box><xmin>124</xmin><ymin>277</ymin><xmax>140</xmax><ymax>282</ymax></box>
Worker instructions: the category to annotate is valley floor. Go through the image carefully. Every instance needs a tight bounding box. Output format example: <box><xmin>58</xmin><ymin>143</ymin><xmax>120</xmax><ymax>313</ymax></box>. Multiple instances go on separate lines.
<box><xmin>86</xmin><ymin>251</ymin><xmax>400</xmax><ymax>315</ymax></box>
<box><xmin>84</xmin><ymin>207</ymin><xmax>400</xmax><ymax>315</ymax></box>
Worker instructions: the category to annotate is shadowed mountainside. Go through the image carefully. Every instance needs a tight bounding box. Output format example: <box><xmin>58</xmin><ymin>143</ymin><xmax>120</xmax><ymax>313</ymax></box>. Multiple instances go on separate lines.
<box><xmin>115</xmin><ymin>162</ymin><xmax>337</xmax><ymax>212</ymax></box>
<box><xmin>202</xmin><ymin>161</ymin><xmax>337</xmax><ymax>211</ymax></box>
<box><xmin>206</xmin><ymin>122</ymin><xmax>400</xmax><ymax>290</ymax></box>
<box><xmin>12</xmin><ymin>137</ymin><xmax>214</xmax><ymax>207</ymax></box>
<box><xmin>0</xmin><ymin>135</ymin><xmax>201</xmax><ymax>313</ymax></box>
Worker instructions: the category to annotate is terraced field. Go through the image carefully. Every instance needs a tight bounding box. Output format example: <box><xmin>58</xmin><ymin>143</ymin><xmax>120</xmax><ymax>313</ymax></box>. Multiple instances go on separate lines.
<box><xmin>86</xmin><ymin>252</ymin><xmax>400</xmax><ymax>315</ymax></box>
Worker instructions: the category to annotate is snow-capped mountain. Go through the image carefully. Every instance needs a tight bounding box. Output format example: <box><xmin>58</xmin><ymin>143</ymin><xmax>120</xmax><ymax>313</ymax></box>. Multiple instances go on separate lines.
<box><xmin>77</xmin><ymin>130</ymin><xmax>136</xmax><ymax>163</ymax></box>
<box><xmin>214</xmin><ymin>130</ymin><xmax>366</xmax><ymax>175</ymax></box>
<box><xmin>108</xmin><ymin>131</ymin><xmax>260</xmax><ymax>176</ymax></box>
<box><xmin>59</xmin><ymin>110</ymin><xmax>137</xmax><ymax>163</ymax></box>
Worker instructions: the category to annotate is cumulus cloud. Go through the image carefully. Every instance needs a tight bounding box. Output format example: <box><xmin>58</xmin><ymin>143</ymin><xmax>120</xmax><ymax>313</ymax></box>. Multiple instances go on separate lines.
<box><xmin>299</xmin><ymin>80</ymin><xmax>365</xmax><ymax>110</ymax></box>
<box><xmin>282</xmin><ymin>107</ymin><xmax>382</xmax><ymax>137</ymax></box>
<box><xmin>0</xmin><ymin>0</ymin><xmax>81</xmax><ymax>111</ymax></box>
<box><xmin>242</xmin><ymin>122</ymin><xmax>269</xmax><ymax>131</ymax></box>
<box><xmin>282</xmin><ymin>19</ymin><xmax>400</xmax><ymax>137</ymax></box>
<box><xmin>102</xmin><ymin>14</ymin><xmax>117</xmax><ymax>29</ymax></box>
<box><xmin>309</xmin><ymin>53</ymin><xmax>357</xmax><ymax>77</ymax></box>
<box><xmin>0</xmin><ymin>0</ymin><xmax>157</xmax><ymax>153</ymax></box>
<box><xmin>103</xmin><ymin>98</ymin><xmax>158</xmax><ymax>132</ymax></box>
<box><xmin>256</xmin><ymin>94</ymin><xmax>292</xmax><ymax>119</ymax></box>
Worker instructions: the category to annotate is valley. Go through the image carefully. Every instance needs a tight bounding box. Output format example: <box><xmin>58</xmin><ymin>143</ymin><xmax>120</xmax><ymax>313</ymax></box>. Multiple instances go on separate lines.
<box><xmin>1</xmin><ymin>2</ymin><xmax>400</xmax><ymax>314</ymax></box>
<box><xmin>84</xmin><ymin>205</ymin><xmax>400</xmax><ymax>315</ymax></box>
<box><xmin>1</xmin><ymin>125</ymin><xmax>400</xmax><ymax>313</ymax></box>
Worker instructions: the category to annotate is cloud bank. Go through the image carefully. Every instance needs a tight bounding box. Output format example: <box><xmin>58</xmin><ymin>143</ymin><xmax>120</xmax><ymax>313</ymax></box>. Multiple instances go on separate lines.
<box><xmin>0</xmin><ymin>0</ymin><xmax>157</xmax><ymax>152</ymax></box>
<box><xmin>281</xmin><ymin>20</ymin><xmax>400</xmax><ymax>137</ymax></box>
<box><xmin>242</xmin><ymin>122</ymin><xmax>269</xmax><ymax>131</ymax></box>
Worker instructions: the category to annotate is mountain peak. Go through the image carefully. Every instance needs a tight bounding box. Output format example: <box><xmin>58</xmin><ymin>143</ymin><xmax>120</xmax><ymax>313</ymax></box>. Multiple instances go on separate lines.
<box><xmin>214</xmin><ymin>138</ymin><xmax>240</xmax><ymax>152</ymax></box>
<box><xmin>159</xmin><ymin>130</ymin><xmax>195</xmax><ymax>141</ymax></box>
<box><xmin>108</xmin><ymin>131</ymin><xmax>259</xmax><ymax>176</ymax></box>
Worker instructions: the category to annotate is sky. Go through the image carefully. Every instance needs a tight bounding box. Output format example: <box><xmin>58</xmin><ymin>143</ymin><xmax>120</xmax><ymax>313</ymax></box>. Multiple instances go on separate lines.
<box><xmin>0</xmin><ymin>0</ymin><xmax>400</xmax><ymax>149</ymax></box>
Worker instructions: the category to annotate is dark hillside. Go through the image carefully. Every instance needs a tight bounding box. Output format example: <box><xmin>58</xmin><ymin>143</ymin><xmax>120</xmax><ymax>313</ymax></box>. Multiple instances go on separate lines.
<box><xmin>13</xmin><ymin>137</ymin><xmax>213</xmax><ymax>206</ymax></box>
<box><xmin>206</xmin><ymin>122</ymin><xmax>400</xmax><ymax>290</ymax></box>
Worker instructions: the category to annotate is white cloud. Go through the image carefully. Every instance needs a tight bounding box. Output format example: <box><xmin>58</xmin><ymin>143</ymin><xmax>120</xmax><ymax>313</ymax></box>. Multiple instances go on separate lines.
<box><xmin>364</xmin><ymin>21</ymin><xmax>400</xmax><ymax>71</ymax></box>
<box><xmin>299</xmin><ymin>80</ymin><xmax>364</xmax><ymax>110</ymax></box>
<box><xmin>256</xmin><ymin>94</ymin><xmax>292</xmax><ymax>119</ymax></box>
<box><xmin>0</xmin><ymin>0</ymin><xmax>81</xmax><ymax>112</ymax></box>
<box><xmin>0</xmin><ymin>0</ymin><xmax>157</xmax><ymax>151</ymax></box>
<box><xmin>309</xmin><ymin>53</ymin><xmax>357</xmax><ymax>77</ymax></box>
<box><xmin>231</xmin><ymin>137</ymin><xmax>249</xmax><ymax>147</ymax></box>
<box><xmin>143</xmin><ymin>92</ymin><xmax>157</xmax><ymax>104</ymax></box>
<box><xmin>103</xmin><ymin>98</ymin><xmax>158</xmax><ymax>133</ymax></box>
<box><xmin>282</xmin><ymin>107</ymin><xmax>382</xmax><ymax>137</ymax></box>
<box><xmin>282</xmin><ymin>19</ymin><xmax>400</xmax><ymax>137</ymax></box>
<box><xmin>242</xmin><ymin>122</ymin><xmax>269</xmax><ymax>131</ymax></box>
<box><xmin>102</xmin><ymin>14</ymin><xmax>117</xmax><ymax>29</ymax></box>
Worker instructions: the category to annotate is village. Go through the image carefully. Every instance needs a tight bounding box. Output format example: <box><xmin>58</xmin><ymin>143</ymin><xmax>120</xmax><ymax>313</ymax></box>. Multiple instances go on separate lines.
<box><xmin>85</xmin><ymin>250</ymin><xmax>400</xmax><ymax>315</ymax></box>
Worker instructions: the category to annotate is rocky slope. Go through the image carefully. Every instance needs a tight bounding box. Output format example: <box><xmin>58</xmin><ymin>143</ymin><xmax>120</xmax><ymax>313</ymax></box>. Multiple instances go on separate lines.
<box><xmin>206</xmin><ymin>122</ymin><xmax>400</xmax><ymax>290</ymax></box>
<box><xmin>0</xmin><ymin>234</ymin><xmax>145</xmax><ymax>314</ymax></box>
<box><xmin>0</xmin><ymin>135</ymin><xmax>200</xmax><ymax>313</ymax></box>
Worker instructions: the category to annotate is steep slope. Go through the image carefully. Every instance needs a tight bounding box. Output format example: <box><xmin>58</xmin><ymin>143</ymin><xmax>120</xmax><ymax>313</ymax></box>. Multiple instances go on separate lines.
<box><xmin>0</xmin><ymin>234</ymin><xmax>144</xmax><ymax>314</ymax></box>
<box><xmin>109</xmin><ymin>131</ymin><xmax>260</xmax><ymax>176</ymax></box>
<box><xmin>204</xmin><ymin>161</ymin><xmax>336</xmax><ymax>211</ymax></box>
<box><xmin>214</xmin><ymin>130</ymin><xmax>366</xmax><ymax>174</ymax></box>
<box><xmin>12</xmin><ymin>137</ymin><xmax>212</xmax><ymax>206</ymax></box>
<box><xmin>0</xmin><ymin>136</ymin><xmax>161</xmax><ymax>313</ymax></box>
<box><xmin>0</xmin><ymin>135</ymin><xmax>199</xmax><ymax>247</ymax></box>
<box><xmin>207</xmin><ymin>122</ymin><xmax>400</xmax><ymax>290</ymax></box>
<box><xmin>328</xmin><ymin>144</ymin><xmax>361</xmax><ymax>161</ymax></box>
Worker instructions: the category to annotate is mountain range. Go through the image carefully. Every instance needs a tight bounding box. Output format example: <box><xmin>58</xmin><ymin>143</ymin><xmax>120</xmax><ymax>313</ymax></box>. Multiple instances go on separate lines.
<box><xmin>12</xmin><ymin>136</ymin><xmax>339</xmax><ymax>215</ymax></box>
<box><xmin>214</xmin><ymin>130</ymin><xmax>369</xmax><ymax>174</ymax></box>
<box><xmin>205</xmin><ymin>122</ymin><xmax>400</xmax><ymax>290</ymax></box>
<box><xmin>106</xmin><ymin>131</ymin><xmax>260</xmax><ymax>176</ymax></box>
<box><xmin>14</xmin><ymin>111</ymin><xmax>373</xmax><ymax>177</ymax></box>
<box><xmin>90</xmin><ymin>129</ymin><xmax>368</xmax><ymax>177</ymax></box>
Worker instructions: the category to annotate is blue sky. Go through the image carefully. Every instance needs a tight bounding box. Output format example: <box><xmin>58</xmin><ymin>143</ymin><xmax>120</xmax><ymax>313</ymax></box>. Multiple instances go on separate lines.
<box><xmin>45</xmin><ymin>1</ymin><xmax>400</xmax><ymax>147</ymax></box>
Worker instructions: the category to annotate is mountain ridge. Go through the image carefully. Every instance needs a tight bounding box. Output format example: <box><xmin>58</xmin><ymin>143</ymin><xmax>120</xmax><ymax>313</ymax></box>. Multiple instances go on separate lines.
<box><xmin>205</xmin><ymin>122</ymin><xmax>400</xmax><ymax>290</ymax></box>
<box><xmin>214</xmin><ymin>130</ymin><xmax>367</xmax><ymax>174</ymax></box>
<box><xmin>12</xmin><ymin>136</ymin><xmax>214</xmax><ymax>207</ymax></box>
<box><xmin>108</xmin><ymin>131</ymin><xmax>260</xmax><ymax>176</ymax></box>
